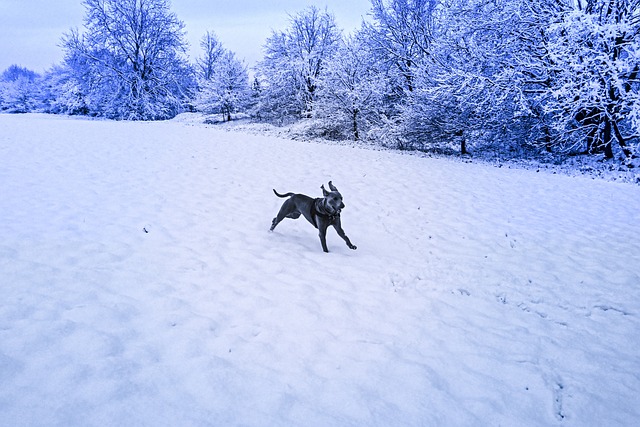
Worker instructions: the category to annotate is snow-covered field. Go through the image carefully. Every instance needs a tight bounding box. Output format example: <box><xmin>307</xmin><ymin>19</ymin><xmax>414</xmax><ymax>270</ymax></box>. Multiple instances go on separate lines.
<box><xmin>1</xmin><ymin>113</ymin><xmax>639</xmax><ymax>426</ymax></box>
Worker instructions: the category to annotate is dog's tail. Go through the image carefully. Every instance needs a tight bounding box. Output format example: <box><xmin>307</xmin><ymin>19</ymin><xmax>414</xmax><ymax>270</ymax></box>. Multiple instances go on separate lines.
<box><xmin>273</xmin><ymin>189</ymin><xmax>294</xmax><ymax>198</ymax></box>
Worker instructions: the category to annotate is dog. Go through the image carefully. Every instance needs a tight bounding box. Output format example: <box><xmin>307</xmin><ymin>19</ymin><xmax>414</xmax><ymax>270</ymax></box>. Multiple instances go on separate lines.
<box><xmin>270</xmin><ymin>181</ymin><xmax>357</xmax><ymax>253</ymax></box>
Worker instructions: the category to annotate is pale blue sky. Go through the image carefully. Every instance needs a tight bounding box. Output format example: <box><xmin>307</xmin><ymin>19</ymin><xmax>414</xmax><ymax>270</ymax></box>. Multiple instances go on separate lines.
<box><xmin>0</xmin><ymin>0</ymin><xmax>372</xmax><ymax>73</ymax></box>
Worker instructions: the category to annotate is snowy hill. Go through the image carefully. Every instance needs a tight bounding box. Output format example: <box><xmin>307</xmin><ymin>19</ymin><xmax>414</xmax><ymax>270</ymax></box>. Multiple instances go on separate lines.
<box><xmin>1</xmin><ymin>114</ymin><xmax>639</xmax><ymax>426</ymax></box>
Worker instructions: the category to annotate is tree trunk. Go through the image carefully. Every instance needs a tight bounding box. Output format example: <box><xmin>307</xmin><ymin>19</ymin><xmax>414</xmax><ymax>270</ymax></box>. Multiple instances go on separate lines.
<box><xmin>352</xmin><ymin>110</ymin><xmax>359</xmax><ymax>141</ymax></box>
<box><xmin>603</xmin><ymin>118</ymin><xmax>614</xmax><ymax>159</ymax></box>
<box><xmin>456</xmin><ymin>130</ymin><xmax>467</xmax><ymax>155</ymax></box>
<box><xmin>612</xmin><ymin>120</ymin><xmax>631</xmax><ymax>158</ymax></box>
<box><xmin>544</xmin><ymin>127</ymin><xmax>552</xmax><ymax>152</ymax></box>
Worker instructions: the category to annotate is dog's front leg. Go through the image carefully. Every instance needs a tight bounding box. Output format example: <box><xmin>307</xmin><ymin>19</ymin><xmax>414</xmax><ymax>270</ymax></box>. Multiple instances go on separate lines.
<box><xmin>318</xmin><ymin>222</ymin><xmax>330</xmax><ymax>253</ymax></box>
<box><xmin>333</xmin><ymin>219</ymin><xmax>357</xmax><ymax>250</ymax></box>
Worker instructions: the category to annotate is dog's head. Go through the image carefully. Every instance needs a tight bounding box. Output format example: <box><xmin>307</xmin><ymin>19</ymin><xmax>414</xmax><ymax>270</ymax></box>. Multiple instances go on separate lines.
<box><xmin>321</xmin><ymin>181</ymin><xmax>345</xmax><ymax>214</ymax></box>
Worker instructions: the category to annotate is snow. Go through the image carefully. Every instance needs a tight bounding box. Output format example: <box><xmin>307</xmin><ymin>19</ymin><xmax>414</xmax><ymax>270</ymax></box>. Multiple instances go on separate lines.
<box><xmin>1</xmin><ymin>113</ymin><xmax>639</xmax><ymax>426</ymax></box>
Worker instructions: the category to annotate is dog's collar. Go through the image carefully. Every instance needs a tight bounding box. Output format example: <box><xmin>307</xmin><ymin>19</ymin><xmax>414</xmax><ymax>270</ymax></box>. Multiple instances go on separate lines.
<box><xmin>312</xmin><ymin>198</ymin><xmax>339</xmax><ymax>227</ymax></box>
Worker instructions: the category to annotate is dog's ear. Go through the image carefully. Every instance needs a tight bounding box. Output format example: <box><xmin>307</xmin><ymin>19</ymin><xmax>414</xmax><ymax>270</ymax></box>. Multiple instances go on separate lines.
<box><xmin>321</xmin><ymin>184</ymin><xmax>329</xmax><ymax>196</ymax></box>
<box><xmin>328</xmin><ymin>181</ymin><xmax>338</xmax><ymax>192</ymax></box>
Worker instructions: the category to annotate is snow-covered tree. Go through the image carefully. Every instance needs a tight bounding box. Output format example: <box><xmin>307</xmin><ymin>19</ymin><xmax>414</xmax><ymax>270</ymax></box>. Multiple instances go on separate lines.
<box><xmin>254</xmin><ymin>32</ymin><xmax>301</xmax><ymax>122</ymax></box>
<box><xmin>38</xmin><ymin>65</ymin><xmax>90</xmax><ymax>115</ymax></box>
<box><xmin>2</xmin><ymin>65</ymin><xmax>39</xmax><ymax>83</ymax></box>
<box><xmin>542</xmin><ymin>0</ymin><xmax>640</xmax><ymax>158</ymax></box>
<box><xmin>413</xmin><ymin>0</ymin><xmax>640</xmax><ymax>159</ymax></box>
<box><xmin>400</xmin><ymin>0</ymin><xmax>545</xmax><ymax>153</ymax></box>
<box><xmin>62</xmin><ymin>0</ymin><xmax>194</xmax><ymax>120</ymax></box>
<box><xmin>353</xmin><ymin>0</ymin><xmax>443</xmax><ymax>148</ymax></box>
<box><xmin>0</xmin><ymin>65</ymin><xmax>41</xmax><ymax>113</ymax></box>
<box><xmin>196</xmin><ymin>31</ymin><xmax>225</xmax><ymax>81</ymax></box>
<box><xmin>363</xmin><ymin>0</ymin><xmax>436</xmax><ymax>95</ymax></box>
<box><xmin>255</xmin><ymin>6</ymin><xmax>341</xmax><ymax>122</ymax></box>
<box><xmin>194</xmin><ymin>50</ymin><xmax>250</xmax><ymax>121</ymax></box>
<box><xmin>315</xmin><ymin>35</ymin><xmax>387</xmax><ymax>140</ymax></box>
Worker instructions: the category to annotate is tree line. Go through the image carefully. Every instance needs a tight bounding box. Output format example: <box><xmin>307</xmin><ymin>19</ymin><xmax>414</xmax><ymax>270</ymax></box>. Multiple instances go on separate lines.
<box><xmin>1</xmin><ymin>0</ymin><xmax>638</xmax><ymax>162</ymax></box>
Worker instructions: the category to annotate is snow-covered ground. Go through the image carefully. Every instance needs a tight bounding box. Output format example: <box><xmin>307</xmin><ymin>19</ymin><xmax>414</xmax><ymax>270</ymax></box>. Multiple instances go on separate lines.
<box><xmin>1</xmin><ymin>113</ymin><xmax>639</xmax><ymax>426</ymax></box>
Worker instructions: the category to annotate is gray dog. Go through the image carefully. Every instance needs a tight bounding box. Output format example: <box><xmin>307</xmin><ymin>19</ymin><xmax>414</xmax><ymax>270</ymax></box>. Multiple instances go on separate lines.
<box><xmin>270</xmin><ymin>181</ymin><xmax>357</xmax><ymax>253</ymax></box>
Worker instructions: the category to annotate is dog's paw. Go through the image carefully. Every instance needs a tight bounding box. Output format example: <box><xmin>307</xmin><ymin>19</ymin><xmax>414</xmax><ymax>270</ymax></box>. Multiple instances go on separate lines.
<box><xmin>349</xmin><ymin>244</ymin><xmax>357</xmax><ymax>250</ymax></box>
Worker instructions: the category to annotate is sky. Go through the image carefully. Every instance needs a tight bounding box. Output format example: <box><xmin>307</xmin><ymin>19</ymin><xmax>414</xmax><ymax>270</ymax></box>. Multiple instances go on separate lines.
<box><xmin>0</xmin><ymin>0</ymin><xmax>373</xmax><ymax>74</ymax></box>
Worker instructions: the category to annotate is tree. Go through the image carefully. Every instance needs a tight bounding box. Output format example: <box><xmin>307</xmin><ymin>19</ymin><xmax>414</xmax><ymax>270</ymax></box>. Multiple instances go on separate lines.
<box><xmin>363</xmin><ymin>0</ymin><xmax>436</xmax><ymax>95</ymax></box>
<box><xmin>62</xmin><ymin>0</ymin><xmax>194</xmax><ymax>120</ymax></box>
<box><xmin>39</xmin><ymin>65</ymin><xmax>90</xmax><ymax>115</ymax></box>
<box><xmin>194</xmin><ymin>50</ymin><xmax>250</xmax><ymax>121</ymax></box>
<box><xmin>354</xmin><ymin>0</ymin><xmax>442</xmax><ymax>148</ymax></box>
<box><xmin>196</xmin><ymin>31</ymin><xmax>225</xmax><ymax>81</ymax></box>
<box><xmin>0</xmin><ymin>65</ymin><xmax>41</xmax><ymax>113</ymax></box>
<box><xmin>254</xmin><ymin>31</ymin><xmax>301</xmax><ymax>122</ymax></box>
<box><xmin>542</xmin><ymin>0</ymin><xmax>640</xmax><ymax>158</ymax></box>
<box><xmin>316</xmin><ymin>34</ymin><xmax>387</xmax><ymax>140</ymax></box>
<box><xmin>400</xmin><ymin>0</ymin><xmax>544</xmax><ymax>154</ymax></box>
<box><xmin>2</xmin><ymin>65</ymin><xmax>39</xmax><ymax>83</ymax></box>
<box><xmin>255</xmin><ymin>6</ymin><xmax>341</xmax><ymax>122</ymax></box>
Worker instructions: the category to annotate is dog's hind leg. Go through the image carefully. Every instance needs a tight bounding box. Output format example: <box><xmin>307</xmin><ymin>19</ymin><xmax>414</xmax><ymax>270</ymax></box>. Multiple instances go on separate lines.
<box><xmin>270</xmin><ymin>213</ymin><xmax>288</xmax><ymax>231</ymax></box>
<box><xmin>270</xmin><ymin>200</ymin><xmax>299</xmax><ymax>231</ymax></box>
